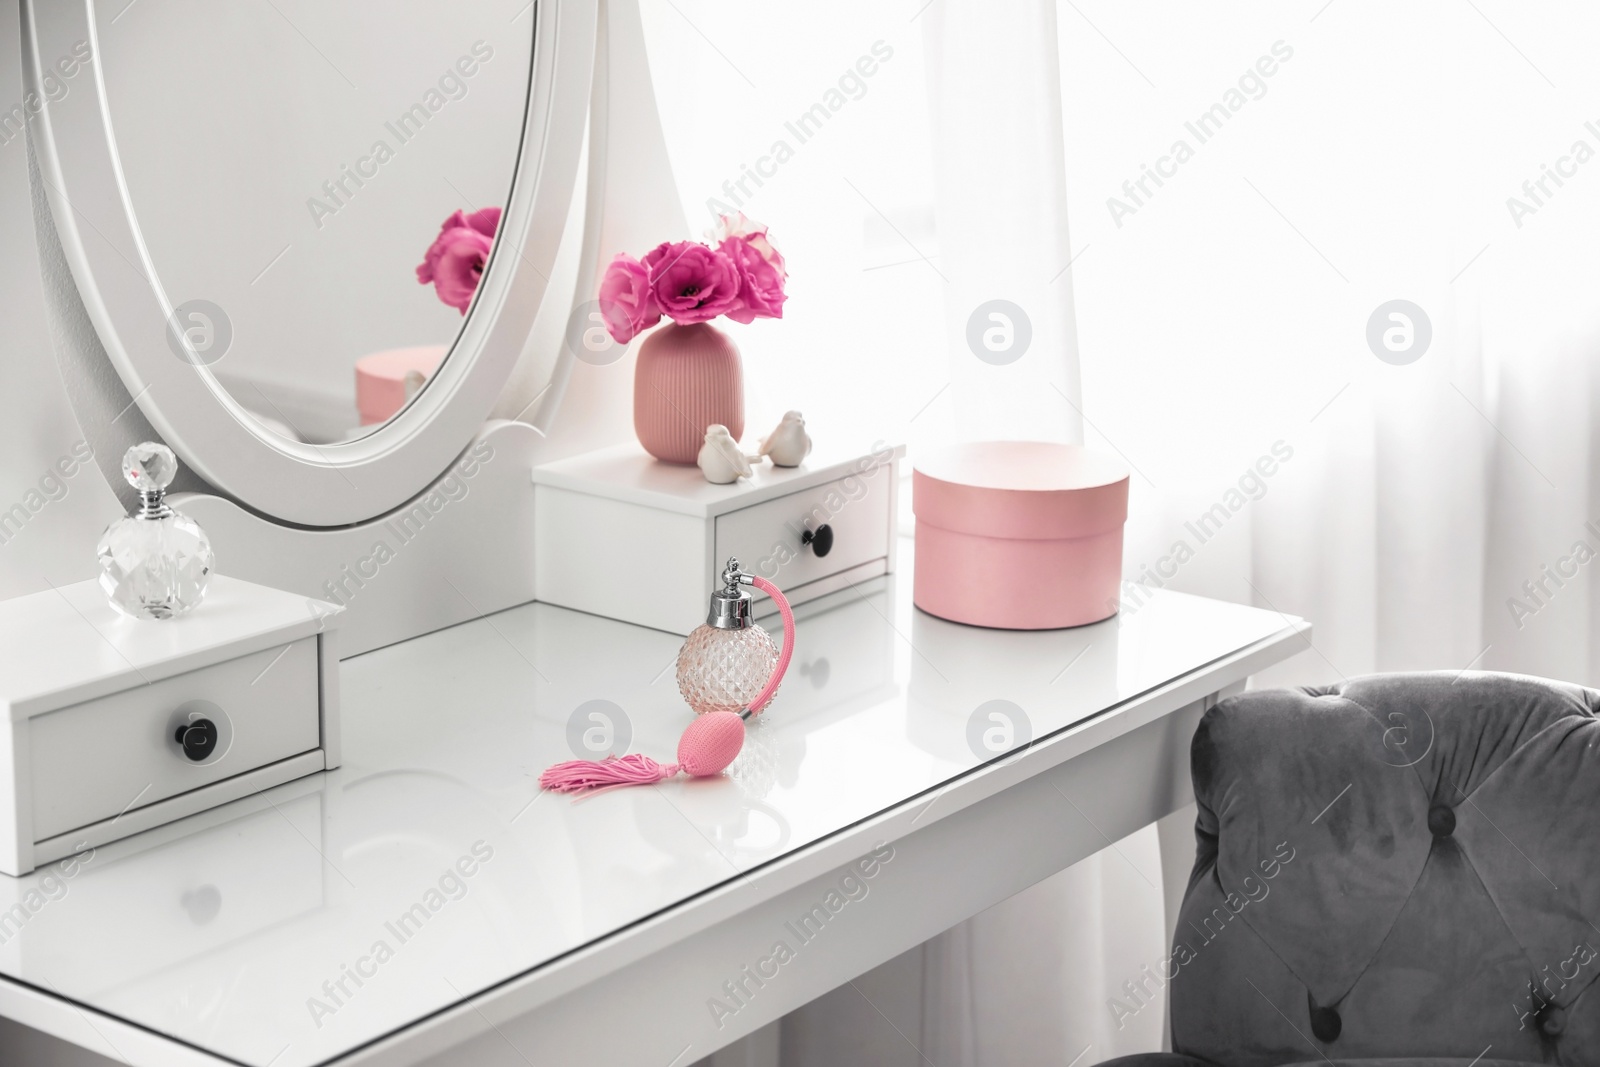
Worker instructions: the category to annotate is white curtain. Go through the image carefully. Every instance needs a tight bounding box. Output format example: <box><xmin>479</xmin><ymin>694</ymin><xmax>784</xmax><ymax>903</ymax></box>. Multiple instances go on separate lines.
<box><xmin>919</xmin><ymin>0</ymin><xmax>1082</xmax><ymax>444</ymax></box>
<box><xmin>786</xmin><ymin>2</ymin><xmax>1153</xmax><ymax>1065</ymax></box>
<box><xmin>1066</xmin><ymin>0</ymin><xmax>1600</xmax><ymax>693</ymax></box>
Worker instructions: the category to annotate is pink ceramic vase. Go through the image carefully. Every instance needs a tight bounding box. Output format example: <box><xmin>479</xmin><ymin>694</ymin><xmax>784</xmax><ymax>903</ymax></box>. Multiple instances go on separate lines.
<box><xmin>633</xmin><ymin>322</ymin><xmax>744</xmax><ymax>464</ymax></box>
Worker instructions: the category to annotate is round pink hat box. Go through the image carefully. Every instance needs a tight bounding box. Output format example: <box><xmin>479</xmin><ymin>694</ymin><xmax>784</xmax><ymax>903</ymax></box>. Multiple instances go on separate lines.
<box><xmin>913</xmin><ymin>442</ymin><xmax>1129</xmax><ymax>630</ymax></box>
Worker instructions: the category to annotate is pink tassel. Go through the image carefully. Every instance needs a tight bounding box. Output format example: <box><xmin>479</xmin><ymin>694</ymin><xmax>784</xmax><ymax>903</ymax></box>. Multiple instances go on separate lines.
<box><xmin>538</xmin><ymin>753</ymin><xmax>680</xmax><ymax>794</ymax></box>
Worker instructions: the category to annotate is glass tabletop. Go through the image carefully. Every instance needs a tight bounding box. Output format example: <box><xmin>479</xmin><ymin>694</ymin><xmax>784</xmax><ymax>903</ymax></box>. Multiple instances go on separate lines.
<box><xmin>0</xmin><ymin>562</ymin><xmax>1296</xmax><ymax>1066</ymax></box>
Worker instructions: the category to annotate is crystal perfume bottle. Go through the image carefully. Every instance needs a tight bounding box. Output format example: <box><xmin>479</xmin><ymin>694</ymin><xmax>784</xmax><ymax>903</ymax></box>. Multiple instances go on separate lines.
<box><xmin>97</xmin><ymin>443</ymin><xmax>214</xmax><ymax>620</ymax></box>
<box><xmin>676</xmin><ymin>558</ymin><xmax>781</xmax><ymax>715</ymax></box>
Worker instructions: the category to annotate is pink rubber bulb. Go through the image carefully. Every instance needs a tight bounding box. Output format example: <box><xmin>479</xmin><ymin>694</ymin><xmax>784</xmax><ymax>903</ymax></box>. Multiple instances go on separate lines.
<box><xmin>677</xmin><ymin>711</ymin><xmax>747</xmax><ymax>777</ymax></box>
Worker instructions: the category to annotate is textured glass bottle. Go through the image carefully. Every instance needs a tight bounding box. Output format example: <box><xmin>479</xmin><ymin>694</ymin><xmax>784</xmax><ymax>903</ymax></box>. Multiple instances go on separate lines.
<box><xmin>677</xmin><ymin>559</ymin><xmax>780</xmax><ymax>715</ymax></box>
<box><xmin>97</xmin><ymin>443</ymin><xmax>214</xmax><ymax>620</ymax></box>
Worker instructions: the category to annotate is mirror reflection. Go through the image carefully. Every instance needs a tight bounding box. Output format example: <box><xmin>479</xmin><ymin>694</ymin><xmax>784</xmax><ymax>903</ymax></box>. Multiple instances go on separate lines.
<box><xmin>95</xmin><ymin>1</ymin><xmax>534</xmax><ymax>443</ymax></box>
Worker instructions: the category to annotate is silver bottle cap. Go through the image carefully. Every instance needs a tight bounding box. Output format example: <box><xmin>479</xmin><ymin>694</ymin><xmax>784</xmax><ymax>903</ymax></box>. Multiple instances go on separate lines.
<box><xmin>706</xmin><ymin>557</ymin><xmax>753</xmax><ymax>630</ymax></box>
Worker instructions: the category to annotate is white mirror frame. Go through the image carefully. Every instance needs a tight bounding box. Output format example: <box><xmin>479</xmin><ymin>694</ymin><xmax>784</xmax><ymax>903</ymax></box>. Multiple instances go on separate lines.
<box><xmin>21</xmin><ymin>0</ymin><xmax>594</xmax><ymax>527</ymax></box>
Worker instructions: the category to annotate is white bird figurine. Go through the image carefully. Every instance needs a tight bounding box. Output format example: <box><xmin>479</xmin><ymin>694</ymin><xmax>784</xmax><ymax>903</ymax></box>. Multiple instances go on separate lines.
<box><xmin>759</xmin><ymin>410</ymin><xmax>812</xmax><ymax>468</ymax></box>
<box><xmin>697</xmin><ymin>425</ymin><xmax>754</xmax><ymax>484</ymax></box>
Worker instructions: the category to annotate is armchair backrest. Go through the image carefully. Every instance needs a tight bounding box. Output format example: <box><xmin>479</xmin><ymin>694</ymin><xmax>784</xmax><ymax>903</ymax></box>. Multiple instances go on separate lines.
<box><xmin>1167</xmin><ymin>672</ymin><xmax>1600</xmax><ymax>1065</ymax></box>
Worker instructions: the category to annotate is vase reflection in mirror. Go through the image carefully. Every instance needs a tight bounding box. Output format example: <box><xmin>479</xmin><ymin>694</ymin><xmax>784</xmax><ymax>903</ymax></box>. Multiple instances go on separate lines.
<box><xmin>96</xmin><ymin>443</ymin><xmax>214</xmax><ymax>620</ymax></box>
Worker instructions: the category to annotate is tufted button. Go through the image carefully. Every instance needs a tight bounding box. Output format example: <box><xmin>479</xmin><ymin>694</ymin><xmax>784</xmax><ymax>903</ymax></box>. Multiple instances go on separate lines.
<box><xmin>1427</xmin><ymin>804</ymin><xmax>1456</xmax><ymax>838</ymax></box>
<box><xmin>1539</xmin><ymin>1005</ymin><xmax>1566</xmax><ymax>1036</ymax></box>
<box><xmin>1309</xmin><ymin>1005</ymin><xmax>1342</xmax><ymax>1043</ymax></box>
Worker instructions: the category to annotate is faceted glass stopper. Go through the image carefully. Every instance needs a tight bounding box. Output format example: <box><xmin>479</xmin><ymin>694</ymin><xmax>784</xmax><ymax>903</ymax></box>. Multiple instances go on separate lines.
<box><xmin>676</xmin><ymin>622</ymin><xmax>780</xmax><ymax>715</ymax></box>
<box><xmin>99</xmin><ymin>442</ymin><xmax>212</xmax><ymax>620</ymax></box>
<box><xmin>123</xmin><ymin>442</ymin><xmax>178</xmax><ymax>492</ymax></box>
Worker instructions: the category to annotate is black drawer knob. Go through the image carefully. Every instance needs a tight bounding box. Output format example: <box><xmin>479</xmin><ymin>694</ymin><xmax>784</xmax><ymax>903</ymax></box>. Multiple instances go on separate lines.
<box><xmin>802</xmin><ymin>523</ymin><xmax>834</xmax><ymax>558</ymax></box>
<box><xmin>175</xmin><ymin>718</ymin><xmax>218</xmax><ymax>761</ymax></box>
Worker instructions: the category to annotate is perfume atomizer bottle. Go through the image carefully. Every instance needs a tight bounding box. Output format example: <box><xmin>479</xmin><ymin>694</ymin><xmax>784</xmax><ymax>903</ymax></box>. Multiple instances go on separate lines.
<box><xmin>676</xmin><ymin>557</ymin><xmax>783</xmax><ymax>717</ymax></box>
<box><xmin>540</xmin><ymin>559</ymin><xmax>795</xmax><ymax>793</ymax></box>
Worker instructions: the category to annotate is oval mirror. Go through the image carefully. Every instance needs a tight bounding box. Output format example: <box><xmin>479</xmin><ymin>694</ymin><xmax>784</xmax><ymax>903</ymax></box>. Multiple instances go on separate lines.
<box><xmin>26</xmin><ymin>1</ymin><xmax>592</xmax><ymax>525</ymax></box>
<box><xmin>101</xmin><ymin>2</ymin><xmax>531</xmax><ymax>443</ymax></box>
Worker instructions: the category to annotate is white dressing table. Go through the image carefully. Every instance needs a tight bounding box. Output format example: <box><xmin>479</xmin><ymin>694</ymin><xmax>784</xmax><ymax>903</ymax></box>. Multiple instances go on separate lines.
<box><xmin>0</xmin><ymin>4</ymin><xmax>1312</xmax><ymax>1061</ymax></box>
<box><xmin>0</xmin><ymin>551</ymin><xmax>1307</xmax><ymax>1066</ymax></box>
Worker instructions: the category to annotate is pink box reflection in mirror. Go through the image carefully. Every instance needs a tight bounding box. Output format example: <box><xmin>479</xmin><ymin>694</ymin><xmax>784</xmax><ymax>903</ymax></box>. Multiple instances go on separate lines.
<box><xmin>912</xmin><ymin>441</ymin><xmax>1129</xmax><ymax>630</ymax></box>
<box><xmin>355</xmin><ymin>345</ymin><xmax>447</xmax><ymax>426</ymax></box>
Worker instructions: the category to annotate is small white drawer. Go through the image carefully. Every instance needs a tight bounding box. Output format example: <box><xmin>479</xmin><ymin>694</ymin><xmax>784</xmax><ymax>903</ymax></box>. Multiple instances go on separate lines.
<box><xmin>534</xmin><ymin>442</ymin><xmax>903</xmax><ymax>634</ymax></box>
<box><xmin>29</xmin><ymin>638</ymin><xmax>320</xmax><ymax>841</ymax></box>
<box><xmin>714</xmin><ymin>468</ymin><xmax>891</xmax><ymax>595</ymax></box>
<box><xmin>0</xmin><ymin>575</ymin><xmax>342</xmax><ymax>876</ymax></box>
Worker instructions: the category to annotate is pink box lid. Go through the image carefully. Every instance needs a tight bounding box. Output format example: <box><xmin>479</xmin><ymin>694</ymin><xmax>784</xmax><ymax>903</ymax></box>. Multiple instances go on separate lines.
<box><xmin>912</xmin><ymin>441</ymin><xmax>1129</xmax><ymax>541</ymax></box>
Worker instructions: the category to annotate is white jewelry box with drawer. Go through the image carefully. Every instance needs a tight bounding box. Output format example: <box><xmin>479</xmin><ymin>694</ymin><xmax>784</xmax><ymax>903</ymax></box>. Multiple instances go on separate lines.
<box><xmin>531</xmin><ymin>441</ymin><xmax>903</xmax><ymax>634</ymax></box>
<box><xmin>0</xmin><ymin>575</ymin><xmax>341</xmax><ymax>876</ymax></box>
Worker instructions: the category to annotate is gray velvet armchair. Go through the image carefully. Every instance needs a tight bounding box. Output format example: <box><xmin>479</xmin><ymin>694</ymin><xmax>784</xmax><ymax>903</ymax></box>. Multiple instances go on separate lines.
<box><xmin>1103</xmin><ymin>672</ymin><xmax>1600</xmax><ymax>1067</ymax></box>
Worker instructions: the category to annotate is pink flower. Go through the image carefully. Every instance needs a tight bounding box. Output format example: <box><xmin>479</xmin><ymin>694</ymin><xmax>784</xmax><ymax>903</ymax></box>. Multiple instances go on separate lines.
<box><xmin>642</xmin><ymin>240</ymin><xmax>743</xmax><ymax>324</ymax></box>
<box><xmin>713</xmin><ymin>214</ymin><xmax>786</xmax><ymax>273</ymax></box>
<box><xmin>598</xmin><ymin>254</ymin><xmax>661</xmax><ymax>343</ymax></box>
<box><xmin>417</xmin><ymin>207</ymin><xmax>502</xmax><ymax>314</ymax></box>
<box><xmin>720</xmin><ymin>234</ymin><xmax>787</xmax><ymax>322</ymax></box>
<box><xmin>709</xmin><ymin>214</ymin><xmax>787</xmax><ymax>323</ymax></box>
